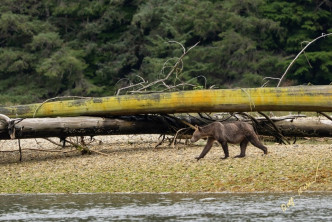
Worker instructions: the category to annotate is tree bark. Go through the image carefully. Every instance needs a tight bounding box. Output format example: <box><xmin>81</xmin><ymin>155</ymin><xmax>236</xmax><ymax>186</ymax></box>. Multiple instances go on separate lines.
<box><xmin>264</xmin><ymin>119</ymin><xmax>332</xmax><ymax>137</ymax></box>
<box><xmin>1</xmin><ymin>115</ymin><xmax>332</xmax><ymax>140</ymax></box>
<box><xmin>0</xmin><ymin>116</ymin><xmax>173</xmax><ymax>139</ymax></box>
<box><xmin>1</xmin><ymin>86</ymin><xmax>332</xmax><ymax>118</ymax></box>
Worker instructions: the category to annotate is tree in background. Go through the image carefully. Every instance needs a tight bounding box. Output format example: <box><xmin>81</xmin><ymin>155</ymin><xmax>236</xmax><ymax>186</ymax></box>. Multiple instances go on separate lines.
<box><xmin>261</xmin><ymin>0</ymin><xmax>332</xmax><ymax>85</ymax></box>
<box><xmin>0</xmin><ymin>0</ymin><xmax>331</xmax><ymax>104</ymax></box>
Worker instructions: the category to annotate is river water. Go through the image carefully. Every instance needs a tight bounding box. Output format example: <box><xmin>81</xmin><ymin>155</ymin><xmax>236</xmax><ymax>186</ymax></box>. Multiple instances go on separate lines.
<box><xmin>0</xmin><ymin>192</ymin><xmax>331</xmax><ymax>221</ymax></box>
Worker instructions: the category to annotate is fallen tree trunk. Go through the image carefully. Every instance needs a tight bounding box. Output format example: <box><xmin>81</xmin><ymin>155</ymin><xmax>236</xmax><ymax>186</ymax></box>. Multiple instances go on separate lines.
<box><xmin>0</xmin><ymin>116</ymin><xmax>173</xmax><ymax>139</ymax></box>
<box><xmin>1</xmin><ymin>86</ymin><xmax>332</xmax><ymax>118</ymax></box>
<box><xmin>261</xmin><ymin>118</ymin><xmax>332</xmax><ymax>137</ymax></box>
<box><xmin>1</xmin><ymin>115</ymin><xmax>332</xmax><ymax>140</ymax></box>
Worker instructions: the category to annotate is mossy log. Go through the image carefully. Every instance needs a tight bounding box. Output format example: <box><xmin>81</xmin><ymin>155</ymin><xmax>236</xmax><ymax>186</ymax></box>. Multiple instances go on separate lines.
<box><xmin>1</xmin><ymin>86</ymin><xmax>332</xmax><ymax>118</ymax></box>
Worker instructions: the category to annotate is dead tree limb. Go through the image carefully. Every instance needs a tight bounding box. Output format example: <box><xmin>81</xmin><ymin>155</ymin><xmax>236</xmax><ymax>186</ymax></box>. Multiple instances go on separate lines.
<box><xmin>277</xmin><ymin>33</ymin><xmax>332</xmax><ymax>87</ymax></box>
<box><xmin>115</xmin><ymin>41</ymin><xmax>200</xmax><ymax>95</ymax></box>
<box><xmin>18</xmin><ymin>139</ymin><xmax>22</xmax><ymax>162</ymax></box>
<box><xmin>317</xmin><ymin>112</ymin><xmax>332</xmax><ymax>122</ymax></box>
<box><xmin>258</xmin><ymin>111</ymin><xmax>290</xmax><ymax>144</ymax></box>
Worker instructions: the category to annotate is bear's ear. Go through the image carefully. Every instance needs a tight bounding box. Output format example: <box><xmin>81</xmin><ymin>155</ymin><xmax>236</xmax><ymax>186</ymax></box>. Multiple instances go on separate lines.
<box><xmin>198</xmin><ymin>126</ymin><xmax>202</xmax><ymax>132</ymax></box>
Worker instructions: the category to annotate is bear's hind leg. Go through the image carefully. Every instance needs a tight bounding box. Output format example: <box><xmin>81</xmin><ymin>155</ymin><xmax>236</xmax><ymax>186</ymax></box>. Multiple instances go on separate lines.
<box><xmin>248</xmin><ymin>135</ymin><xmax>268</xmax><ymax>155</ymax></box>
<box><xmin>219</xmin><ymin>141</ymin><xmax>230</xmax><ymax>159</ymax></box>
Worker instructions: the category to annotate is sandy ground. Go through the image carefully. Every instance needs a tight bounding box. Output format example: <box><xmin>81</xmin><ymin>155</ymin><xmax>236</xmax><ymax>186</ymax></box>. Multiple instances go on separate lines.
<box><xmin>0</xmin><ymin>135</ymin><xmax>331</xmax><ymax>193</ymax></box>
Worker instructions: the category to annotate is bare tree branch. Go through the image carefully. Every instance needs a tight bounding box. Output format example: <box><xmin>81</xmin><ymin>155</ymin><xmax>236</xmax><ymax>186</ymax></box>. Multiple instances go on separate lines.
<box><xmin>116</xmin><ymin>75</ymin><xmax>147</xmax><ymax>96</ymax></box>
<box><xmin>277</xmin><ymin>33</ymin><xmax>332</xmax><ymax>87</ymax></box>
<box><xmin>135</xmin><ymin>41</ymin><xmax>200</xmax><ymax>92</ymax></box>
<box><xmin>115</xmin><ymin>41</ymin><xmax>201</xmax><ymax>95</ymax></box>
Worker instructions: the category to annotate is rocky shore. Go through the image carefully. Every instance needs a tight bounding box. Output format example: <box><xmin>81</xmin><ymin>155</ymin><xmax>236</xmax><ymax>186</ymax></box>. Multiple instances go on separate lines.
<box><xmin>0</xmin><ymin>135</ymin><xmax>331</xmax><ymax>193</ymax></box>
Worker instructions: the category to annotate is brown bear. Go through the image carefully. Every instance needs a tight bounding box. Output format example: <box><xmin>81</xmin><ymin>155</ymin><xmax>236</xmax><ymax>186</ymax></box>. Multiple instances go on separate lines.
<box><xmin>190</xmin><ymin>121</ymin><xmax>268</xmax><ymax>160</ymax></box>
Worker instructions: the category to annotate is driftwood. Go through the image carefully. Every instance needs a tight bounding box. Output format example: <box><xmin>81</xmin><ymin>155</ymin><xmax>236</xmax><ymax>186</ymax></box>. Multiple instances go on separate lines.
<box><xmin>262</xmin><ymin>118</ymin><xmax>332</xmax><ymax>137</ymax></box>
<box><xmin>1</xmin><ymin>115</ymin><xmax>332</xmax><ymax>140</ymax></box>
<box><xmin>0</xmin><ymin>116</ymin><xmax>173</xmax><ymax>139</ymax></box>
<box><xmin>1</xmin><ymin>86</ymin><xmax>332</xmax><ymax>118</ymax></box>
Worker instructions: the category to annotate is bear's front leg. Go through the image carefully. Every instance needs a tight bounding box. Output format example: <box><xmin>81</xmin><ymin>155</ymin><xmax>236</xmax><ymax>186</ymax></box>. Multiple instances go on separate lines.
<box><xmin>195</xmin><ymin>137</ymin><xmax>215</xmax><ymax>161</ymax></box>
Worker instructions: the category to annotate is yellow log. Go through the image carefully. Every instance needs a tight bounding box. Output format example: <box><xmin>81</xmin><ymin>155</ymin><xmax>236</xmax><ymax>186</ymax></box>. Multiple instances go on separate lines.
<box><xmin>1</xmin><ymin>85</ymin><xmax>332</xmax><ymax>118</ymax></box>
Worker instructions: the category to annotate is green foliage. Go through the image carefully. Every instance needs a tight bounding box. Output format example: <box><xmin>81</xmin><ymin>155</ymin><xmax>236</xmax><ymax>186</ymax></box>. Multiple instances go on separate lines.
<box><xmin>290</xmin><ymin>51</ymin><xmax>332</xmax><ymax>84</ymax></box>
<box><xmin>260</xmin><ymin>0</ymin><xmax>332</xmax><ymax>85</ymax></box>
<box><xmin>0</xmin><ymin>0</ymin><xmax>331</xmax><ymax>104</ymax></box>
<box><xmin>0</xmin><ymin>74</ymin><xmax>49</xmax><ymax>105</ymax></box>
<box><xmin>29</xmin><ymin>32</ymin><xmax>63</xmax><ymax>55</ymax></box>
<box><xmin>36</xmin><ymin>47</ymin><xmax>88</xmax><ymax>95</ymax></box>
<box><xmin>0</xmin><ymin>49</ymin><xmax>34</xmax><ymax>75</ymax></box>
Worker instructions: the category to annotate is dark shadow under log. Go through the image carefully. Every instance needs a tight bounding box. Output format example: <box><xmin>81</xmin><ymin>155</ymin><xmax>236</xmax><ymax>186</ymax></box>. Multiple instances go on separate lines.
<box><xmin>1</xmin><ymin>115</ymin><xmax>332</xmax><ymax>140</ymax></box>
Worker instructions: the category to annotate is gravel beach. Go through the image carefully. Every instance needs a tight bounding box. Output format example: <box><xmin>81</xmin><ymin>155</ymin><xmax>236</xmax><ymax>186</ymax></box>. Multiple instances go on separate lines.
<box><xmin>0</xmin><ymin>135</ymin><xmax>331</xmax><ymax>193</ymax></box>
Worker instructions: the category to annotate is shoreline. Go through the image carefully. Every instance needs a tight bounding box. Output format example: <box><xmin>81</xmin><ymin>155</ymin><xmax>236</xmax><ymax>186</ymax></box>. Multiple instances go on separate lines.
<box><xmin>0</xmin><ymin>135</ymin><xmax>331</xmax><ymax>194</ymax></box>
<box><xmin>1</xmin><ymin>191</ymin><xmax>332</xmax><ymax>195</ymax></box>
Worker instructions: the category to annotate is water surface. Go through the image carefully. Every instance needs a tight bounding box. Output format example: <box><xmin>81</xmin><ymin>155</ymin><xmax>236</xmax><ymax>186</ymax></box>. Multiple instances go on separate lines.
<box><xmin>0</xmin><ymin>192</ymin><xmax>331</xmax><ymax>221</ymax></box>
